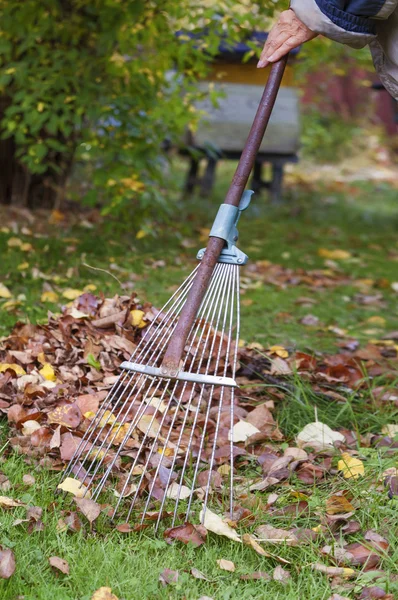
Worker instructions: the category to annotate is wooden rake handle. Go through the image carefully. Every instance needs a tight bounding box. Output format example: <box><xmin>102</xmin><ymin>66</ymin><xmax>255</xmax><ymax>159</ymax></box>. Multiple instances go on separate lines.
<box><xmin>161</xmin><ymin>57</ymin><xmax>288</xmax><ymax>375</ymax></box>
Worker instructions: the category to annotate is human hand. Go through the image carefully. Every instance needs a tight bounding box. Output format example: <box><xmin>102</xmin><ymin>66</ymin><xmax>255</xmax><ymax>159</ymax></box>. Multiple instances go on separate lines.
<box><xmin>257</xmin><ymin>9</ymin><xmax>317</xmax><ymax>68</ymax></box>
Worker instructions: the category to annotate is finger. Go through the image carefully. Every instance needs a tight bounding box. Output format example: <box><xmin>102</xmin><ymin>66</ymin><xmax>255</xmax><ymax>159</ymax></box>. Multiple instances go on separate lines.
<box><xmin>257</xmin><ymin>23</ymin><xmax>285</xmax><ymax>67</ymax></box>
<box><xmin>265</xmin><ymin>38</ymin><xmax>300</xmax><ymax>63</ymax></box>
<box><xmin>258</xmin><ymin>30</ymin><xmax>291</xmax><ymax>67</ymax></box>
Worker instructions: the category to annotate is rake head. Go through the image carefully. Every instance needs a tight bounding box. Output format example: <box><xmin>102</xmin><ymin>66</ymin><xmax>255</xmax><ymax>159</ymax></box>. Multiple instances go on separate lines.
<box><xmin>61</xmin><ymin>261</ymin><xmax>241</xmax><ymax>531</ymax></box>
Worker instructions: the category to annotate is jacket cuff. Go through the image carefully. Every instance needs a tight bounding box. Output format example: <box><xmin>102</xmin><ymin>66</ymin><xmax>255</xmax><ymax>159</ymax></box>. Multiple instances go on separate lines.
<box><xmin>290</xmin><ymin>0</ymin><xmax>376</xmax><ymax>48</ymax></box>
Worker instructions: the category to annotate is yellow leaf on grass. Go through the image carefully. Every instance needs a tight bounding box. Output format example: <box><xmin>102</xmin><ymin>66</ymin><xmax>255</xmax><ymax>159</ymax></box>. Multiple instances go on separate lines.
<box><xmin>366</xmin><ymin>316</ymin><xmax>386</xmax><ymax>326</ymax></box>
<box><xmin>0</xmin><ymin>283</ymin><xmax>12</xmax><ymax>299</ymax></box>
<box><xmin>39</xmin><ymin>363</ymin><xmax>56</xmax><ymax>381</ymax></box>
<box><xmin>17</xmin><ymin>262</ymin><xmax>29</xmax><ymax>271</ymax></box>
<box><xmin>62</xmin><ymin>289</ymin><xmax>83</xmax><ymax>300</ymax></box>
<box><xmin>318</xmin><ymin>248</ymin><xmax>352</xmax><ymax>260</ymax></box>
<box><xmin>41</xmin><ymin>291</ymin><xmax>59</xmax><ymax>303</ymax></box>
<box><xmin>130</xmin><ymin>309</ymin><xmax>147</xmax><ymax>328</ymax></box>
<box><xmin>84</xmin><ymin>284</ymin><xmax>97</xmax><ymax>292</ymax></box>
<box><xmin>200</xmin><ymin>507</ymin><xmax>241</xmax><ymax>543</ymax></box>
<box><xmin>57</xmin><ymin>477</ymin><xmax>91</xmax><ymax>498</ymax></box>
<box><xmin>326</xmin><ymin>494</ymin><xmax>355</xmax><ymax>515</ymax></box>
<box><xmin>7</xmin><ymin>237</ymin><xmax>22</xmax><ymax>248</ymax></box>
<box><xmin>135</xmin><ymin>230</ymin><xmax>147</xmax><ymax>240</ymax></box>
<box><xmin>20</xmin><ymin>242</ymin><xmax>33</xmax><ymax>252</ymax></box>
<box><xmin>91</xmin><ymin>587</ymin><xmax>119</xmax><ymax>600</ymax></box>
<box><xmin>269</xmin><ymin>345</ymin><xmax>289</xmax><ymax>358</ymax></box>
<box><xmin>338</xmin><ymin>452</ymin><xmax>364</xmax><ymax>479</ymax></box>
<box><xmin>0</xmin><ymin>363</ymin><xmax>26</xmax><ymax>376</ymax></box>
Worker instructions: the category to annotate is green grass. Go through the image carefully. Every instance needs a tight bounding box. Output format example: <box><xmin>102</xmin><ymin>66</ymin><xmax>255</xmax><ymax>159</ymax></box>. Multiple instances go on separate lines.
<box><xmin>0</xmin><ymin>163</ymin><xmax>398</xmax><ymax>599</ymax></box>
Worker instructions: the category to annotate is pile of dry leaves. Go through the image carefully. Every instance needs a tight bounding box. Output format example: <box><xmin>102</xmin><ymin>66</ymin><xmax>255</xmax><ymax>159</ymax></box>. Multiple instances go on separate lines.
<box><xmin>0</xmin><ymin>292</ymin><xmax>397</xmax><ymax>597</ymax></box>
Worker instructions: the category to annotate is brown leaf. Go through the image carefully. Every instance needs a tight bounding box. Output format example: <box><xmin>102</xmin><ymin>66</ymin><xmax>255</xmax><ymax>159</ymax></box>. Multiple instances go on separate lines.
<box><xmin>22</xmin><ymin>474</ymin><xmax>35</xmax><ymax>486</ymax></box>
<box><xmin>326</xmin><ymin>493</ymin><xmax>355</xmax><ymax>515</ymax></box>
<box><xmin>0</xmin><ymin>496</ymin><xmax>25</xmax><ymax>508</ymax></box>
<box><xmin>27</xmin><ymin>506</ymin><xmax>43</xmax><ymax>521</ymax></box>
<box><xmin>115</xmin><ymin>523</ymin><xmax>133</xmax><ymax>533</ymax></box>
<box><xmin>273</xmin><ymin>565</ymin><xmax>291</xmax><ymax>585</ymax></box>
<box><xmin>312</xmin><ymin>563</ymin><xmax>356</xmax><ymax>578</ymax></box>
<box><xmin>0</xmin><ymin>547</ymin><xmax>16</xmax><ymax>579</ymax></box>
<box><xmin>57</xmin><ymin>512</ymin><xmax>83</xmax><ymax>533</ymax></box>
<box><xmin>359</xmin><ymin>587</ymin><xmax>392</xmax><ymax>599</ymax></box>
<box><xmin>159</xmin><ymin>568</ymin><xmax>179</xmax><ymax>586</ymax></box>
<box><xmin>216</xmin><ymin>559</ymin><xmax>235</xmax><ymax>572</ymax></box>
<box><xmin>48</xmin><ymin>403</ymin><xmax>82</xmax><ymax>428</ymax></box>
<box><xmin>190</xmin><ymin>568</ymin><xmax>210</xmax><ymax>581</ymax></box>
<box><xmin>49</xmin><ymin>556</ymin><xmax>69</xmax><ymax>575</ymax></box>
<box><xmin>343</xmin><ymin>542</ymin><xmax>382</xmax><ymax>569</ymax></box>
<box><xmin>74</xmin><ymin>497</ymin><xmax>101</xmax><ymax>523</ymax></box>
<box><xmin>256</xmin><ymin>524</ymin><xmax>298</xmax><ymax>545</ymax></box>
<box><xmin>164</xmin><ymin>522</ymin><xmax>206</xmax><ymax>547</ymax></box>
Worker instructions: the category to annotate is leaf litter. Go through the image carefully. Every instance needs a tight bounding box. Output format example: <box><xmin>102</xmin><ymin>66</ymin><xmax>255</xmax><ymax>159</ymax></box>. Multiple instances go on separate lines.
<box><xmin>0</xmin><ymin>290</ymin><xmax>397</xmax><ymax>592</ymax></box>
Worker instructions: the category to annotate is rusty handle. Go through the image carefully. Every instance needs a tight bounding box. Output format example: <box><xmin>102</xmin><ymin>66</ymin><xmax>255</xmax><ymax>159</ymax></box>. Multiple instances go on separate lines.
<box><xmin>161</xmin><ymin>57</ymin><xmax>288</xmax><ymax>375</ymax></box>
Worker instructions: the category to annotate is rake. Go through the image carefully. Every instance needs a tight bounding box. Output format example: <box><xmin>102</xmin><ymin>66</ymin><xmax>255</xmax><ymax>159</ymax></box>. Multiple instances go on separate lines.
<box><xmin>61</xmin><ymin>58</ymin><xmax>288</xmax><ymax>531</ymax></box>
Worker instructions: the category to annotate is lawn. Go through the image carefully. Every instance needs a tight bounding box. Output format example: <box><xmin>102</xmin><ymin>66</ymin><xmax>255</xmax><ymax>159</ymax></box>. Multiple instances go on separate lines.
<box><xmin>0</xmin><ymin>163</ymin><xmax>397</xmax><ymax>600</ymax></box>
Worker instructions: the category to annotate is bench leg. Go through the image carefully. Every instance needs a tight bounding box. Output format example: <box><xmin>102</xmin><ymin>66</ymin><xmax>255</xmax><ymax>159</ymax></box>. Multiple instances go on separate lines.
<box><xmin>200</xmin><ymin>157</ymin><xmax>217</xmax><ymax>197</ymax></box>
<box><xmin>270</xmin><ymin>163</ymin><xmax>284</xmax><ymax>204</ymax></box>
<box><xmin>184</xmin><ymin>157</ymin><xmax>200</xmax><ymax>195</ymax></box>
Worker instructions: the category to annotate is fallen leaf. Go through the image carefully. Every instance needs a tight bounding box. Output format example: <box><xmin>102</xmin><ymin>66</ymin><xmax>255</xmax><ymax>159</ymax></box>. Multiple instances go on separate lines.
<box><xmin>48</xmin><ymin>404</ymin><xmax>81</xmax><ymax>428</ymax></box>
<box><xmin>130</xmin><ymin>309</ymin><xmax>147</xmax><ymax>328</ymax></box>
<box><xmin>57</xmin><ymin>477</ymin><xmax>91</xmax><ymax>498</ymax></box>
<box><xmin>62</xmin><ymin>289</ymin><xmax>84</xmax><ymax>300</ymax></box>
<box><xmin>39</xmin><ymin>363</ymin><xmax>57</xmax><ymax>382</ymax></box>
<box><xmin>200</xmin><ymin>507</ymin><xmax>241</xmax><ymax>543</ymax></box>
<box><xmin>0</xmin><ymin>547</ymin><xmax>16</xmax><ymax>579</ymax></box>
<box><xmin>381</xmin><ymin>424</ymin><xmax>398</xmax><ymax>437</ymax></box>
<box><xmin>166</xmin><ymin>482</ymin><xmax>191</xmax><ymax>500</ymax></box>
<box><xmin>41</xmin><ymin>291</ymin><xmax>59</xmax><ymax>303</ymax></box>
<box><xmin>49</xmin><ymin>556</ymin><xmax>69</xmax><ymax>575</ymax></box>
<box><xmin>91</xmin><ymin>588</ymin><xmax>119</xmax><ymax>600</ymax></box>
<box><xmin>22</xmin><ymin>420</ymin><xmax>42</xmax><ymax>436</ymax></box>
<box><xmin>318</xmin><ymin>248</ymin><xmax>351</xmax><ymax>260</ymax></box>
<box><xmin>216</xmin><ymin>559</ymin><xmax>235</xmax><ymax>572</ymax></box>
<box><xmin>0</xmin><ymin>363</ymin><xmax>26</xmax><ymax>376</ymax></box>
<box><xmin>0</xmin><ymin>496</ymin><xmax>25</xmax><ymax>508</ymax></box>
<box><xmin>256</xmin><ymin>524</ymin><xmax>298</xmax><ymax>545</ymax></box>
<box><xmin>22</xmin><ymin>474</ymin><xmax>35</xmax><ymax>486</ymax></box>
<box><xmin>269</xmin><ymin>345</ymin><xmax>289</xmax><ymax>358</ymax></box>
<box><xmin>312</xmin><ymin>563</ymin><xmax>356</xmax><ymax>578</ymax></box>
<box><xmin>273</xmin><ymin>565</ymin><xmax>291</xmax><ymax>585</ymax></box>
<box><xmin>74</xmin><ymin>498</ymin><xmax>101</xmax><ymax>523</ymax></box>
<box><xmin>0</xmin><ymin>283</ymin><xmax>12</xmax><ymax>299</ymax></box>
<box><xmin>190</xmin><ymin>568</ymin><xmax>210</xmax><ymax>580</ymax></box>
<box><xmin>297</xmin><ymin>422</ymin><xmax>345</xmax><ymax>450</ymax></box>
<box><xmin>159</xmin><ymin>568</ymin><xmax>179</xmax><ymax>586</ymax></box>
<box><xmin>164</xmin><ymin>523</ymin><xmax>206</xmax><ymax>547</ymax></box>
<box><xmin>326</xmin><ymin>493</ymin><xmax>356</xmax><ymax>515</ymax></box>
<box><xmin>136</xmin><ymin>414</ymin><xmax>161</xmax><ymax>438</ymax></box>
<box><xmin>228</xmin><ymin>420</ymin><xmax>260</xmax><ymax>443</ymax></box>
<box><xmin>337</xmin><ymin>453</ymin><xmax>365</xmax><ymax>479</ymax></box>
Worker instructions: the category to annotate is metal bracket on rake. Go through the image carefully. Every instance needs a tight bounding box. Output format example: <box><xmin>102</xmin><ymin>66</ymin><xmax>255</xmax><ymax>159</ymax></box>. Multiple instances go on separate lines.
<box><xmin>197</xmin><ymin>189</ymin><xmax>253</xmax><ymax>265</ymax></box>
<box><xmin>120</xmin><ymin>361</ymin><xmax>238</xmax><ymax>388</ymax></box>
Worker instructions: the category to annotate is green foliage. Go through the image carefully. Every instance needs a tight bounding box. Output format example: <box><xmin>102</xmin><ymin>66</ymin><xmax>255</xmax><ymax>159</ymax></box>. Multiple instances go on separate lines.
<box><xmin>300</xmin><ymin>110</ymin><xmax>364</xmax><ymax>163</ymax></box>
<box><xmin>0</xmin><ymin>0</ymin><xmax>279</xmax><ymax>222</ymax></box>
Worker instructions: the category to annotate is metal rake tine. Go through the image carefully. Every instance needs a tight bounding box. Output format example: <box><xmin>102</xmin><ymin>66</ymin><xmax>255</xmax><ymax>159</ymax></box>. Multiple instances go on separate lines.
<box><xmin>183</xmin><ymin>264</ymin><xmax>236</xmax><ymax>523</ymax></box>
<box><xmin>63</xmin><ymin>269</ymin><xmax>198</xmax><ymax>479</ymax></box>
<box><xmin>123</xmin><ymin>264</ymin><xmax>229</xmax><ymax>521</ymax></box>
<box><xmin>202</xmin><ymin>265</ymin><xmax>238</xmax><ymax>520</ymax></box>
<box><xmin>152</xmin><ymin>266</ymin><xmax>234</xmax><ymax>529</ymax></box>
<box><xmin>166</xmin><ymin>264</ymin><xmax>236</xmax><ymax>527</ymax></box>
<box><xmin>65</xmin><ymin>271</ymin><xmax>198</xmax><ymax>481</ymax></box>
<box><xmin>104</xmin><ymin>264</ymin><xmax>228</xmax><ymax>508</ymax></box>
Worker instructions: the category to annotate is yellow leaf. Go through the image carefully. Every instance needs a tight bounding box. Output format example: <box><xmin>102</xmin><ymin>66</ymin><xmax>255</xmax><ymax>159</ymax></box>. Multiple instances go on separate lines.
<box><xmin>62</xmin><ymin>289</ymin><xmax>83</xmax><ymax>300</ymax></box>
<box><xmin>7</xmin><ymin>237</ymin><xmax>22</xmax><ymax>248</ymax></box>
<box><xmin>39</xmin><ymin>363</ymin><xmax>56</xmax><ymax>382</ymax></box>
<box><xmin>91</xmin><ymin>587</ymin><xmax>119</xmax><ymax>600</ymax></box>
<box><xmin>84</xmin><ymin>284</ymin><xmax>97</xmax><ymax>292</ymax></box>
<box><xmin>120</xmin><ymin>177</ymin><xmax>145</xmax><ymax>192</ymax></box>
<box><xmin>366</xmin><ymin>316</ymin><xmax>386</xmax><ymax>326</ymax></box>
<box><xmin>41</xmin><ymin>291</ymin><xmax>59</xmax><ymax>303</ymax></box>
<box><xmin>48</xmin><ymin>210</ymin><xmax>65</xmax><ymax>224</ymax></box>
<box><xmin>136</xmin><ymin>414</ymin><xmax>161</xmax><ymax>438</ymax></box>
<box><xmin>98</xmin><ymin>410</ymin><xmax>117</xmax><ymax>428</ymax></box>
<box><xmin>269</xmin><ymin>345</ymin><xmax>289</xmax><ymax>358</ymax></box>
<box><xmin>0</xmin><ymin>283</ymin><xmax>12</xmax><ymax>299</ymax></box>
<box><xmin>135</xmin><ymin>230</ymin><xmax>147</xmax><ymax>240</ymax></box>
<box><xmin>0</xmin><ymin>363</ymin><xmax>26</xmax><ymax>376</ymax></box>
<box><xmin>21</xmin><ymin>243</ymin><xmax>33</xmax><ymax>252</ymax></box>
<box><xmin>17</xmin><ymin>262</ymin><xmax>29</xmax><ymax>271</ymax></box>
<box><xmin>130</xmin><ymin>309</ymin><xmax>147</xmax><ymax>328</ymax></box>
<box><xmin>110</xmin><ymin>423</ymin><xmax>131</xmax><ymax>445</ymax></box>
<box><xmin>318</xmin><ymin>248</ymin><xmax>351</xmax><ymax>260</ymax></box>
<box><xmin>37</xmin><ymin>102</ymin><xmax>45</xmax><ymax>112</ymax></box>
<box><xmin>57</xmin><ymin>477</ymin><xmax>91</xmax><ymax>498</ymax></box>
<box><xmin>337</xmin><ymin>452</ymin><xmax>364</xmax><ymax>479</ymax></box>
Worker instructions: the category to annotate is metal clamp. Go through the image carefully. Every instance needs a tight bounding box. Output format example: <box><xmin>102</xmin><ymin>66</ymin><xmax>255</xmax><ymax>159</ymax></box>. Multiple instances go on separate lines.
<box><xmin>197</xmin><ymin>190</ymin><xmax>253</xmax><ymax>265</ymax></box>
